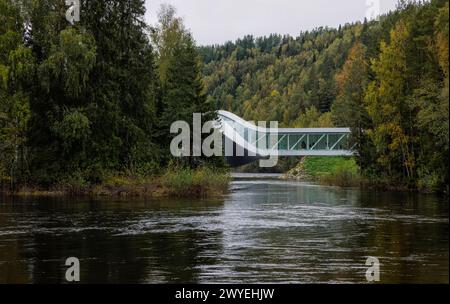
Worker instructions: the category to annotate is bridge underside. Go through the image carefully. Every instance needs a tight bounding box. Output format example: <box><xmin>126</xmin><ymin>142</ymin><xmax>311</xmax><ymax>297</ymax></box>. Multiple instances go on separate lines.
<box><xmin>223</xmin><ymin>137</ymin><xmax>269</xmax><ymax>167</ymax></box>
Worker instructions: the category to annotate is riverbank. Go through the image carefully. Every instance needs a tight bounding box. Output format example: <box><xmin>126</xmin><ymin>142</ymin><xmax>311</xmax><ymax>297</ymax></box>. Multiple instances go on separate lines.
<box><xmin>0</xmin><ymin>166</ymin><xmax>231</xmax><ymax>198</ymax></box>
<box><xmin>282</xmin><ymin>156</ymin><xmax>360</xmax><ymax>187</ymax></box>
<box><xmin>281</xmin><ymin>156</ymin><xmax>447</xmax><ymax>193</ymax></box>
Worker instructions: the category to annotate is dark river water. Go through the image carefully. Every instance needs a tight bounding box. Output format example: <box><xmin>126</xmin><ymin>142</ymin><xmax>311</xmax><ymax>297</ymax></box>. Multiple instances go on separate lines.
<box><xmin>0</xmin><ymin>174</ymin><xmax>448</xmax><ymax>283</ymax></box>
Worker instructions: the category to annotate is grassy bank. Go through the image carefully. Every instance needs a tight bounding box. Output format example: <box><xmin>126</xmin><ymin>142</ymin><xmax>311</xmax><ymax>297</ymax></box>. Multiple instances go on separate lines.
<box><xmin>305</xmin><ymin>156</ymin><xmax>360</xmax><ymax>187</ymax></box>
<box><xmin>283</xmin><ymin>157</ymin><xmax>431</xmax><ymax>192</ymax></box>
<box><xmin>1</xmin><ymin>166</ymin><xmax>231</xmax><ymax>198</ymax></box>
<box><xmin>284</xmin><ymin>156</ymin><xmax>360</xmax><ymax>187</ymax></box>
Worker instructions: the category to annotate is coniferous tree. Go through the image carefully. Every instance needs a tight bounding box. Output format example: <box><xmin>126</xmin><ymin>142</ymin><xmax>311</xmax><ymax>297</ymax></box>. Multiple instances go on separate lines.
<box><xmin>153</xmin><ymin>5</ymin><xmax>216</xmax><ymax>167</ymax></box>
<box><xmin>26</xmin><ymin>0</ymin><xmax>159</xmax><ymax>183</ymax></box>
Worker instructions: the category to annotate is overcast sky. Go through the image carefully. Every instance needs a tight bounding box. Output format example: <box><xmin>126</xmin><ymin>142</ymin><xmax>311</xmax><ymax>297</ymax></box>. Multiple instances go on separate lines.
<box><xmin>144</xmin><ymin>0</ymin><xmax>399</xmax><ymax>45</ymax></box>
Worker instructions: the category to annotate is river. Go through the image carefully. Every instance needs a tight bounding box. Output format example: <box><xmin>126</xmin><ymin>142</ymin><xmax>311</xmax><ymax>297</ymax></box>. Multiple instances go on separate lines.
<box><xmin>0</xmin><ymin>173</ymin><xmax>448</xmax><ymax>283</ymax></box>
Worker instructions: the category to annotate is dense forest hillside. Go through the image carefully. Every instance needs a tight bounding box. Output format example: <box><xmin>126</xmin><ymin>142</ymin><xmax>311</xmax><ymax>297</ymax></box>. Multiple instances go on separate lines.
<box><xmin>199</xmin><ymin>13</ymin><xmax>394</xmax><ymax>125</ymax></box>
<box><xmin>199</xmin><ymin>0</ymin><xmax>449</xmax><ymax>192</ymax></box>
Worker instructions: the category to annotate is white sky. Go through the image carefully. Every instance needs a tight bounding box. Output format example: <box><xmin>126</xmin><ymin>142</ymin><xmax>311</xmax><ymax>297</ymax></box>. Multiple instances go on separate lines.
<box><xmin>144</xmin><ymin>0</ymin><xmax>399</xmax><ymax>45</ymax></box>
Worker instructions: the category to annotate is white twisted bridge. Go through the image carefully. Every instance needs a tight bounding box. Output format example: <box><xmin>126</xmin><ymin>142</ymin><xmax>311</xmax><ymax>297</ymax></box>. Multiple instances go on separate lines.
<box><xmin>216</xmin><ymin>110</ymin><xmax>354</xmax><ymax>166</ymax></box>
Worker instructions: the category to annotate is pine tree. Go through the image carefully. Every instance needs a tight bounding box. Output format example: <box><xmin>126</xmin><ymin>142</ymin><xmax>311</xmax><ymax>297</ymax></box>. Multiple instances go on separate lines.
<box><xmin>153</xmin><ymin>5</ymin><xmax>216</xmax><ymax>167</ymax></box>
<box><xmin>160</xmin><ymin>35</ymin><xmax>214</xmax><ymax>167</ymax></box>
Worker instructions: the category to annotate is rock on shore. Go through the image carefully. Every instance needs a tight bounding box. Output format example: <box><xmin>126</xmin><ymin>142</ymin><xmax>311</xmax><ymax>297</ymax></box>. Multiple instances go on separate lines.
<box><xmin>280</xmin><ymin>157</ymin><xmax>312</xmax><ymax>180</ymax></box>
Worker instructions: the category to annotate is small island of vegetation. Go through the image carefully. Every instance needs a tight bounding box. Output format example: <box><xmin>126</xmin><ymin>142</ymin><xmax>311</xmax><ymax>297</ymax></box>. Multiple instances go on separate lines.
<box><xmin>0</xmin><ymin>2</ymin><xmax>229</xmax><ymax>198</ymax></box>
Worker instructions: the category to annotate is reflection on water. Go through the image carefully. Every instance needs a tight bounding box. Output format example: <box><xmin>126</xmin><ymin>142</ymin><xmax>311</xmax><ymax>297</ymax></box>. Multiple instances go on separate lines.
<box><xmin>0</xmin><ymin>175</ymin><xmax>448</xmax><ymax>283</ymax></box>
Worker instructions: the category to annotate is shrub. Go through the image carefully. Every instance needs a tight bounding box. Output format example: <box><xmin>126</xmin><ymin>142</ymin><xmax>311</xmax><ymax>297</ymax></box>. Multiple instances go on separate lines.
<box><xmin>298</xmin><ymin>156</ymin><xmax>360</xmax><ymax>187</ymax></box>
<box><xmin>193</xmin><ymin>166</ymin><xmax>230</xmax><ymax>194</ymax></box>
<box><xmin>319</xmin><ymin>164</ymin><xmax>360</xmax><ymax>187</ymax></box>
<box><xmin>0</xmin><ymin>164</ymin><xmax>9</xmax><ymax>185</ymax></box>
<box><xmin>417</xmin><ymin>171</ymin><xmax>443</xmax><ymax>193</ymax></box>
<box><xmin>162</xmin><ymin>165</ymin><xmax>230</xmax><ymax>197</ymax></box>
<box><xmin>163</xmin><ymin>167</ymin><xmax>195</xmax><ymax>196</ymax></box>
<box><xmin>55</xmin><ymin>171</ymin><xmax>90</xmax><ymax>195</ymax></box>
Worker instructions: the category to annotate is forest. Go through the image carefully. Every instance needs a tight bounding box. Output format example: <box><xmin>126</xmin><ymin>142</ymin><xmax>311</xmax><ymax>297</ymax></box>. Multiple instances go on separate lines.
<box><xmin>0</xmin><ymin>0</ymin><xmax>448</xmax><ymax>194</ymax></box>
<box><xmin>0</xmin><ymin>0</ymin><xmax>225</xmax><ymax>195</ymax></box>
<box><xmin>199</xmin><ymin>0</ymin><xmax>449</xmax><ymax>193</ymax></box>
